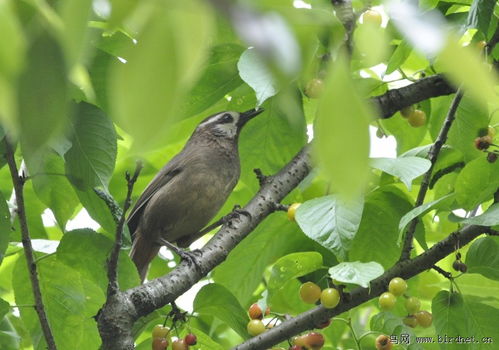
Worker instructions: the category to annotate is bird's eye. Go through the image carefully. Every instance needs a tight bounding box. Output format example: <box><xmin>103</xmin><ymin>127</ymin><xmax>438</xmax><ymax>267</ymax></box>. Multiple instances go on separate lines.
<box><xmin>220</xmin><ymin>113</ymin><xmax>233</xmax><ymax>123</ymax></box>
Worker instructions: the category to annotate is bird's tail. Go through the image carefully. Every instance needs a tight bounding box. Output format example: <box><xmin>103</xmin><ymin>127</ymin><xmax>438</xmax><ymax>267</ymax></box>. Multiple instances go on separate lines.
<box><xmin>130</xmin><ymin>230</ymin><xmax>160</xmax><ymax>282</ymax></box>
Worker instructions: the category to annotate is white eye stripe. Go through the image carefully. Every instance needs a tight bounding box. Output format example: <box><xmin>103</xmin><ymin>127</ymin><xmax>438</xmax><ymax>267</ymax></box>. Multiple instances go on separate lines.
<box><xmin>198</xmin><ymin>112</ymin><xmax>238</xmax><ymax>127</ymax></box>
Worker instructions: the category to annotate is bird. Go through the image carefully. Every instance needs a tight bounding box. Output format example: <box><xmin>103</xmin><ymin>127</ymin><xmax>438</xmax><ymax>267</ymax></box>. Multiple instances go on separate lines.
<box><xmin>127</xmin><ymin>108</ymin><xmax>263</xmax><ymax>281</ymax></box>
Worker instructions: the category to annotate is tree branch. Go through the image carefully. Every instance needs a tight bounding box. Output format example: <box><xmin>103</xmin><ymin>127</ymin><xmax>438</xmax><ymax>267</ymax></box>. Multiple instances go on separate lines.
<box><xmin>96</xmin><ymin>72</ymin><xmax>460</xmax><ymax>349</ymax></box>
<box><xmin>331</xmin><ymin>0</ymin><xmax>355</xmax><ymax>55</ymax></box>
<box><xmin>371</xmin><ymin>75</ymin><xmax>456</xmax><ymax>118</ymax></box>
<box><xmin>3</xmin><ymin>139</ymin><xmax>57</xmax><ymax>350</ymax></box>
<box><xmin>106</xmin><ymin>161</ymin><xmax>143</xmax><ymax>297</ymax></box>
<box><xmin>400</xmin><ymin>91</ymin><xmax>463</xmax><ymax>261</ymax></box>
<box><xmin>233</xmin><ymin>224</ymin><xmax>493</xmax><ymax>350</ymax></box>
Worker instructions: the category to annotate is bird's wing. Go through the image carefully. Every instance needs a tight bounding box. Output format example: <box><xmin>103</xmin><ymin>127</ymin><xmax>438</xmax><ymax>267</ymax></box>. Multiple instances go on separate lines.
<box><xmin>127</xmin><ymin>166</ymin><xmax>182</xmax><ymax>239</ymax></box>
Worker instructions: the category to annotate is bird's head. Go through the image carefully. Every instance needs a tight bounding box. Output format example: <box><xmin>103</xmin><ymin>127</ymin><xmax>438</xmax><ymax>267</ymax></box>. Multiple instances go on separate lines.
<box><xmin>195</xmin><ymin>108</ymin><xmax>264</xmax><ymax>141</ymax></box>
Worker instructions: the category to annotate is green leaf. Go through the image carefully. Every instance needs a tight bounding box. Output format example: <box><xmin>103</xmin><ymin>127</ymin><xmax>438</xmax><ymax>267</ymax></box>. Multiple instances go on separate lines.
<box><xmin>432</xmin><ymin>291</ymin><xmax>499</xmax><ymax>349</ymax></box>
<box><xmin>398</xmin><ymin>193</ymin><xmax>455</xmax><ymax>236</ymax></box>
<box><xmin>465</xmin><ymin>237</ymin><xmax>499</xmax><ymax>281</ymax></box>
<box><xmin>181</xmin><ymin>44</ymin><xmax>245</xmax><ymax>118</ymax></box>
<box><xmin>57</xmin><ymin>229</ymin><xmax>140</xmax><ymax>291</ymax></box>
<box><xmin>193</xmin><ymin>283</ymin><xmax>248</xmax><ymax>339</ymax></box>
<box><xmin>379</xmin><ymin>111</ymin><xmax>427</xmax><ymax>155</ymax></box>
<box><xmin>18</xmin><ymin>31</ymin><xmax>69</xmax><ymax>161</ymax></box>
<box><xmin>0</xmin><ymin>191</ymin><xmax>10</xmax><ymax>265</ymax></box>
<box><xmin>12</xmin><ymin>255</ymin><xmax>101</xmax><ymax>349</ymax></box>
<box><xmin>59</xmin><ymin>0</ymin><xmax>93</xmax><ymax>66</ymax></box>
<box><xmin>29</xmin><ymin>152</ymin><xmax>78</xmax><ymax>230</ymax></box>
<box><xmin>386</xmin><ymin>40</ymin><xmax>412</xmax><ymax>75</ymax></box>
<box><xmin>0</xmin><ymin>0</ymin><xmax>25</xmax><ymax>78</ymax></box>
<box><xmin>295</xmin><ymin>195</ymin><xmax>364</xmax><ymax>261</ymax></box>
<box><xmin>447</xmin><ymin>97</ymin><xmax>489</xmax><ymax>162</ymax></box>
<box><xmin>0</xmin><ymin>316</ymin><xmax>21</xmax><ymax>350</ymax></box>
<box><xmin>73</xmin><ymin>188</ymin><xmax>116</xmax><ymax>236</ymax></box>
<box><xmin>268</xmin><ymin>252</ymin><xmax>323</xmax><ymax>291</ymax></box>
<box><xmin>329</xmin><ymin>261</ymin><xmax>383</xmax><ymax>288</ymax></box>
<box><xmin>350</xmin><ymin>188</ymin><xmax>423</xmax><ymax>267</ymax></box>
<box><xmin>467</xmin><ymin>0</ymin><xmax>495</xmax><ymax>35</ymax></box>
<box><xmin>110</xmin><ymin>1</ymin><xmax>213</xmax><ymax>151</ymax></box>
<box><xmin>65</xmin><ymin>102</ymin><xmax>117</xmax><ymax>191</ymax></box>
<box><xmin>438</xmin><ymin>40</ymin><xmax>499</xmax><ymax>111</ymax></box>
<box><xmin>314</xmin><ymin>54</ymin><xmax>371</xmax><ymax>199</ymax></box>
<box><xmin>371</xmin><ymin>157</ymin><xmax>431</xmax><ymax>190</ymax></box>
<box><xmin>455</xmin><ymin>157</ymin><xmax>499</xmax><ymax>210</ymax></box>
<box><xmin>237</xmin><ymin>48</ymin><xmax>278</xmax><ymax>106</ymax></box>
<box><xmin>0</xmin><ymin>298</ymin><xmax>8</xmax><ymax>319</ymax></box>
<box><xmin>459</xmin><ymin>204</ymin><xmax>499</xmax><ymax>226</ymax></box>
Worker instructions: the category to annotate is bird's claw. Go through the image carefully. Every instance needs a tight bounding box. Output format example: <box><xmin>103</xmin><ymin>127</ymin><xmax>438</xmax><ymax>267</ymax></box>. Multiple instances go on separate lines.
<box><xmin>157</xmin><ymin>238</ymin><xmax>202</xmax><ymax>272</ymax></box>
<box><xmin>224</xmin><ymin>205</ymin><xmax>251</xmax><ymax>227</ymax></box>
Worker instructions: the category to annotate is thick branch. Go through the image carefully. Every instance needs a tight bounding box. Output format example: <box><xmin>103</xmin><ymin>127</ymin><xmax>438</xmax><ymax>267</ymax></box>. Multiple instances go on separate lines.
<box><xmin>3</xmin><ymin>139</ymin><xmax>57</xmax><ymax>350</ymax></box>
<box><xmin>107</xmin><ymin>162</ymin><xmax>143</xmax><ymax>296</ymax></box>
<box><xmin>234</xmin><ymin>224</ymin><xmax>493</xmax><ymax>350</ymax></box>
<box><xmin>371</xmin><ymin>75</ymin><xmax>456</xmax><ymax>118</ymax></box>
<box><xmin>400</xmin><ymin>91</ymin><xmax>463</xmax><ymax>260</ymax></box>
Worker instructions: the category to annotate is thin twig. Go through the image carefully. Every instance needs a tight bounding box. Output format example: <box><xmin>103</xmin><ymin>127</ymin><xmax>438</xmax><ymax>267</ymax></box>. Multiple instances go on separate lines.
<box><xmin>432</xmin><ymin>265</ymin><xmax>452</xmax><ymax>279</ymax></box>
<box><xmin>106</xmin><ymin>161</ymin><xmax>143</xmax><ymax>297</ymax></box>
<box><xmin>3</xmin><ymin>138</ymin><xmax>57</xmax><ymax>350</ymax></box>
<box><xmin>400</xmin><ymin>91</ymin><xmax>464</xmax><ymax>261</ymax></box>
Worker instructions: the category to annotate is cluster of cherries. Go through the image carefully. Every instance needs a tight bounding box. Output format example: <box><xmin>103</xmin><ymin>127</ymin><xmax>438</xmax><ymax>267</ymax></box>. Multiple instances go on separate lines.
<box><xmin>151</xmin><ymin>324</ymin><xmax>197</xmax><ymax>350</ymax></box>
<box><xmin>474</xmin><ymin>126</ymin><xmax>497</xmax><ymax>163</ymax></box>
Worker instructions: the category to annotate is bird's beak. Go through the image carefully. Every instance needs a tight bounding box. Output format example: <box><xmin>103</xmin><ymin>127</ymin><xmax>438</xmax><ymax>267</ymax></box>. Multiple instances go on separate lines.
<box><xmin>237</xmin><ymin>108</ymin><xmax>264</xmax><ymax>129</ymax></box>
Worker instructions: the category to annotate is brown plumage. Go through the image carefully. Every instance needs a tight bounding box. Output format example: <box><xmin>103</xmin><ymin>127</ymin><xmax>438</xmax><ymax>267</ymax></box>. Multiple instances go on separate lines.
<box><xmin>127</xmin><ymin>109</ymin><xmax>262</xmax><ymax>281</ymax></box>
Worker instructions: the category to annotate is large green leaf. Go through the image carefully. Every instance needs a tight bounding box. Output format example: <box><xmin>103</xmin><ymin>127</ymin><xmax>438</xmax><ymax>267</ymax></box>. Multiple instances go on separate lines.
<box><xmin>59</xmin><ymin>0</ymin><xmax>93</xmax><ymax>66</ymax></box>
<box><xmin>12</xmin><ymin>255</ymin><xmax>102</xmax><ymax>349</ymax></box>
<box><xmin>467</xmin><ymin>0</ymin><xmax>495</xmax><ymax>35</ymax></box>
<box><xmin>432</xmin><ymin>291</ymin><xmax>499</xmax><ymax>349</ymax></box>
<box><xmin>350</xmin><ymin>188</ymin><xmax>421</xmax><ymax>267</ymax></box>
<box><xmin>30</xmin><ymin>152</ymin><xmax>78</xmax><ymax>230</ymax></box>
<box><xmin>371</xmin><ymin>157</ymin><xmax>431</xmax><ymax>190</ymax></box>
<box><xmin>238</xmin><ymin>48</ymin><xmax>278</xmax><ymax>106</ymax></box>
<box><xmin>455</xmin><ymin>157</ymin><xmax>499</xmax><ymax>210</ymax></box>
<box><xmin>314</xmin><ymin>54</ymin><xmax>371</xmax><ymax>199</ymax></box>
<box><xmin>458</xmin><ymin>203</ymin><xmax>499</xmax><ymax>227</ymax></box>
<box><xmin>386</xmin><ymin>40</ymin><xmax>412</xmax><ymax>75</ymax></box>
<box><xmin>0</xmin><ymin>316</ymin><xmax>20</xmax><ymax>350</ymax></box>
<box><xmin>465</xmin><ymin>237</ymin><xmax>499</xmax><ymax>281</ymax></box>
<box><xmin>328</xmin><ymin>261</ymin><xmax>384</xmax><ymax>288</ymax></box>
<box><xmin>181</xmin><ymin>44</ymin><xmax>245</xmax><ymax>118</ymax></box>
<box><xmin>73</xmin><ymin>188</ymin><xmax>116</xmax><ymax>236</ymax></box>
<box><xmin>18</xmin><ymin>31</ymin><xmax>69</xmax><ymax>162</ymax></box>
<box><xmin>0</xmin><ymin>191</ymin><xmax>10</xmax><ymax>265</ymax></box>
<box><xmin>398</xmin><ymin>193</ymin><xmax>455</xmax><ymax>236</ymax></box>
<box><xmin>0</xmin><ymin>0</ymin><xmax>25</xmax><ymax>79</ymax></box>
<box><xmin>268</xmin><ymin>252</ymin><xmax>323</xmax><ymax>291</ymax></box>
<box><xmin>447</xmin><ymin>97</ymin><xmax>489</xmax><ymax>162</ymax></box>
<box><xmin>65</xmin><ymin>102</ymin><xmax>117</xmax><ymax>191</ymax></box>
<box><xmin>110</xmin><ymin>0</ymin><xmax>213</xmax><ymax>151</ymax></box>
<box><xmin>57</xmin><ymin>229</ymin><xmax>140</xmax><ymax>291</ymax></box>
<box><xmin>295</xmin><ymin>195</ymin><xmax>364</xmax><ymax>261</ymax></box>
<box><xmin>193</xmin><ymin>283</ymin><xmax>248</xmax><ymax>339</ymax></box>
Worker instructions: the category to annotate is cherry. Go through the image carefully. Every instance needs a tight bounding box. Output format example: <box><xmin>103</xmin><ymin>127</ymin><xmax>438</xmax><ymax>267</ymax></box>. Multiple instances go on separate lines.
<box><xmin>184</xmin><ymin>333</ymin><xmax>197</xmax><ymax>346</ymax></box>
<box><xmin>388</xmin><ymin>277</ymin><xmax>407</xmax><ymax>297</ymax></box>
<box><xmin>320</xmin><ymin>288</ymin><xmax>340</xmax><ymax>309</ymax></box>
<box><xmin>249</xmin><ymin>303</ymin><xmax>264</xmax><ymax>320</ymax></box>
<box><xmin>247</xmin><ymin>319</ymin><xmax>266</xmax><ymax>336</ymax></box>
<box><xmin>408</xmin><ymin>109</ymin><xmax>426</xmax><ymax>127</ymax></box>
<box><xmin>415</xmin><ymin>310</ymin><xmax>433</xmax><ymax>328</ymax></box>
<box><xmin>487</xmin><ymin>152</ymin><xmax>498</xmax><ymax>163</ymax></box>
<box><xmin>300</xmin><ymin>282</ymin><xmax>322</xmax><ymax>304</ymax></box>
<box><xmin>404</xmin><ymin>296</ymin><xmax>421</xmax><ymax>314</ymax></box>
<box><xmin>171</xmin><ymin>339</ymin><xmax>188</xmax><ymax>350</ymax></box>
<box><xmin>378</xmin><ymin>292</ymin><xmax>396</xmax><ymax>310</ymax></box>
<box><xmin>152</xmin><ymin>337</ymin><xmax>169</xmax><ymax>350</ymax></box>
<box><xmin>375</xmin><ymin>334</ymin><xmax>393</xmax><ymax>350</ymax></box>
<box><xmin>304</xmin><ymin>332</ymin><xmax>325</xmax><ymax>349</ymax></box>
<box><xmin>288</xmin><ymin>203</ymin><xmax>302</xmax><ymax>221</ymax></box>
<box><xmin>403</xmin><ymin>315</ymin><xmax>418</xmax><ymax>328</ymax></box>
<box><xmin>304</xmin><ymin>79</ymin><xmax>324</xmax><ymax>99</ymax></box>
<box><xmin>152</xmin><ymin>325</ymin><xmax>171</xmax><ymax>339</ymax></box>
<box><xmin>474</xmin><ymin>136</ymin><xmax>492</xmax><ymax>150</ymax></box>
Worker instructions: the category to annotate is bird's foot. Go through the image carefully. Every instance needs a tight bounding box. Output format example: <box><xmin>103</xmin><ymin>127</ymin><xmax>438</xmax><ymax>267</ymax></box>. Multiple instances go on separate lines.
<box><xmin>156</xmin><ymin>238</ymin><xmax>202</xmax><ymax>272</ymax></box>
<box><xmin>223</xmin><ymin>205</ymin><xmax>251</xmax><ymax>228</ymax></box>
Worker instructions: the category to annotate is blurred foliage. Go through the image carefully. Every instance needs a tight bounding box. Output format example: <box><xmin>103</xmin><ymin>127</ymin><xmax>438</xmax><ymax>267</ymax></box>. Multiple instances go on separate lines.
<box><xmin>0</xmin><ymin>0</ymin><xmax>498</xmax><ymax>349</ymax></box>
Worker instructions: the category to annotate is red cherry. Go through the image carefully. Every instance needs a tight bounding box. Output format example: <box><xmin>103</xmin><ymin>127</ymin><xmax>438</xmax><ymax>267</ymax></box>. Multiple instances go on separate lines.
<box><xmin>184</xmin><ymin>333</ymin><xmax>197</xmax><ymax>345</ymax></box>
